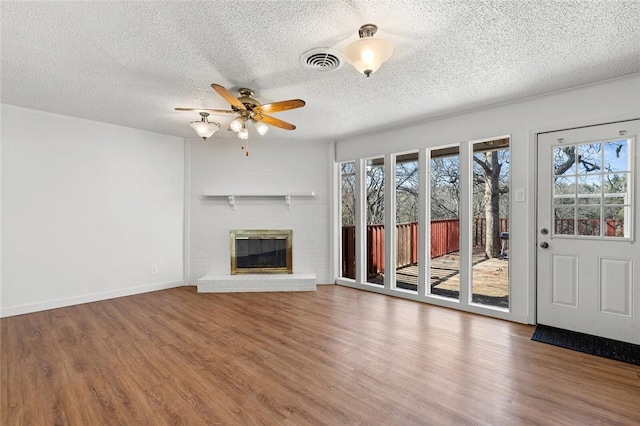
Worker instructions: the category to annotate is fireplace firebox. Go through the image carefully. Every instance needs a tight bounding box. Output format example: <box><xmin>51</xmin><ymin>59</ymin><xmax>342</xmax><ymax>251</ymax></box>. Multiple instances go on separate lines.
<box><xmin>230</xmin><ymin>230</ymin><xmax>292</xmax><ymax>274</ymax></box>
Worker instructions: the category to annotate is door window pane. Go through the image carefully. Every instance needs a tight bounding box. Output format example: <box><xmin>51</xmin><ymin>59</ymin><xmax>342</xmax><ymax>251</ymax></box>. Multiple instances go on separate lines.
<box><xmin>577</xmin><ymin>143</ymin><xmax>602</xmax><ymax>174</ymax></box>
<box><xmin>604</xmin><ymin>140</ymin><xmax>628</xmax><ymax>171</ymax></box>
<box><xmin>554</xmin><ymin>207</ymin><xmax>575</xmax><ymax>235</ymax></box>
<box><xmin>554</xmin><ymin>176</ymin><xmax>575</xmax><ymax>196</ymax></box>
<box><xmin>577</xmin><ymin>174</ymin><xmax>601</xmax><ymax>195</ymax></box>
<box><xmin>603</xmin><ymin>206</ymin><xmax>625</xmax><ymax>237</ymax></box>
<box><xmin>554</xmin><ymin>146</ymin><xmax>576</xmax><ymax>176</ymax></box>
<box><xmin>577</xmin><ymin>206</ymin><xmax>601</xmax><ymax>236</ymax></box>
<box><xmin>604</xmin><ymin>173</ymin><xmax>629</xmax><ymax>195</ymax></box>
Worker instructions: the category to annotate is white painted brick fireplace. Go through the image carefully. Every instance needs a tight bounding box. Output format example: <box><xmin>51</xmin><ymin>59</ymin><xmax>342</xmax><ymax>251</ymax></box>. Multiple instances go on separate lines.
<box><xmin>188</xmin><ymin>138</ymin><xmax>333</xmax><ymax>289</ymax></box>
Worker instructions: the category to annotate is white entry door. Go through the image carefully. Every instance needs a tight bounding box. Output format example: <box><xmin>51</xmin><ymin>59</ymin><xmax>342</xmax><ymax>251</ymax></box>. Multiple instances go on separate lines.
<box><xmin>537</xmin><ymin>120</ymin><xmax>640</xmax><ymax>345</ymax></box>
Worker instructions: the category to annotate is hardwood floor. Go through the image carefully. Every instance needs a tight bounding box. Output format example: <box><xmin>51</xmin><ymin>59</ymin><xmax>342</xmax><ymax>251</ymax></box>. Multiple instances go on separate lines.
<box><xmin>2</xmin><ymin>285</ymin><xmax>639</xmax><ymax>425</ymax></box>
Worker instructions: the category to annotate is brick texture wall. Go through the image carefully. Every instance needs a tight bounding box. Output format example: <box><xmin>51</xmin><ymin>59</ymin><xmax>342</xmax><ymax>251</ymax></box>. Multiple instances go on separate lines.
<box><xmin>188</xmin><ymin>138</ymin><xmax>333</xmax><ymax>283</ymax></box>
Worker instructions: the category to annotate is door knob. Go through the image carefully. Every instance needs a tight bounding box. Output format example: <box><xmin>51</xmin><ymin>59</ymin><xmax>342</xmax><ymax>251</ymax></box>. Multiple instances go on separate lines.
<box><xmin>539</xmin><ymin>242</ymin><xmax>549</xmax><ymax>249</ymax></box>
<box><xmin>540</xmin><ymin>228</ymin><xmax>549</xmax><ymax>235</ymax></box>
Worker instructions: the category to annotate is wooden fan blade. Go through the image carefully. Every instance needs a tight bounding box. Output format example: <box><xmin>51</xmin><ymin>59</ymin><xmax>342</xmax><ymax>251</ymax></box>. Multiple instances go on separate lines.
<box><xmin>254</xmin><ymin>99</ymin><xmax>306</xmax><ymax>114</ymax></box>
<box><xmin>254</xmin><ymin>114</ymin><xmax>296</xmax><ymax>130</ymax></box>
<box><xmin>211</xmin><ymin>84</ymin><xmax>246</xmax><ymax>110</ymax></box>
<box><xmin>174</xmin><ymin>107</ymin><xmax>235</xmax><ymax>114</ymax></box>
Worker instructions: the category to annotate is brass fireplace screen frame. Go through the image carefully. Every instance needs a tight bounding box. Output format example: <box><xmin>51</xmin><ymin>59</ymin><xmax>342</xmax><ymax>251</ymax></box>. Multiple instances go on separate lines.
<box><xmin>230</xmin><ymin>229</ymin><xmax>293</xmax><ymax>274</ymax></box>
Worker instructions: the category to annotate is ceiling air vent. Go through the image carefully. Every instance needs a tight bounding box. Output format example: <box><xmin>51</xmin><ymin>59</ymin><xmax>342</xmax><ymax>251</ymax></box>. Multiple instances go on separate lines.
<box><xmin>300</xmin><ymin>48</ymin><xmax>343</xmax><ymax>72</ymax></box>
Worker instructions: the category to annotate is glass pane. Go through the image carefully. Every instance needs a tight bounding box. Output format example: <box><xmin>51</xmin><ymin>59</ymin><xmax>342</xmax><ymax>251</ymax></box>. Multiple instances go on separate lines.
<box><xmin>604</xmin><ymin>173</ymin><xmax>629</xmax><ymax>195</ymax></box>
<box><xmin>429</xmin><ymin>148</ymin><xmax>460</xmax><ymax>300</ymax></box>
<box><xmin>577</xmin><ymin>206</ymin><xmax>601</xmax><ymax>236</ymax></box>
<box><xmin>604</xmin><ymin>140</ymin><xmax>628</xmax><ymax>172</ymax></box>
<box><xmin>554</xmin><ymin>146</ymin><xmax>576</xmax><ymax>176</ymax></box>
<box><xmin>577</xmin><ymin>195</ymin><xmax>601</xmax><ymax>205</ymax></box>
<box><xmin>395</xmin><ymin>153</ymin><xmax>419</xmax><ymax>292</ymax></box>
<box><xmin>366</xmin><ymin>158</ymin><xmax>385</xmax><ymax>285</ymax></box>
<box><xmin>340</xmin><ymin>162</ymin><xmax>356</xmax><ymax>279</ymax></box>
<box><xmin>554</xmin><ymin>207</ymin><xmax>575</xmax><ymax>235</ymax></box>
<box><xmin>554</xmin><ymin>197</ymin><xmax>575</xmax><ymax>205</ymax></box>
<box><xmin>604</xmin><ymin>195</ymin><xmax>625</xmax><ymax>205</ymax></box>
<box><xmin>577</xmin><ymin>174</ymin><xmax>601</xmax><ymax>195</ymax></box>
<box><xmin>472</xmin><ymin>140</ymin><xmax>509</xmax><ymax>309</ymax></box>
<box><xmin>603</xmin><ymin>206</ymin><xmax>625</xmax><ymax>237</ymax></box>
<box><xmin>577</xmin><ymin>143</ymin><xmax>602</xmax><ymax>174</ymax></box>
<box><xmin>554</xmin><ymin>176</ymin><xmax>575</xmax><ymax>196</ymax></box>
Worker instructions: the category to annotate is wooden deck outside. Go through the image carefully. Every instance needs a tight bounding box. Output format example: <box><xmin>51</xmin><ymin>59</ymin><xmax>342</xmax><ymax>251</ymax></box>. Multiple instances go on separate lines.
<box><xmin>395</xmin><ymin>248</ymin><xmax>509</xmax><ymax>308</ymax></box>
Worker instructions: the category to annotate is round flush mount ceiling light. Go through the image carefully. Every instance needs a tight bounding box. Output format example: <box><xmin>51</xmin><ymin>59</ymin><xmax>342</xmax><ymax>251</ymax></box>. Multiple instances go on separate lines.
<box><xmin>343</xmin><ymin>24</ymin><xmax>393</xmax><ymax>77</ymax></box>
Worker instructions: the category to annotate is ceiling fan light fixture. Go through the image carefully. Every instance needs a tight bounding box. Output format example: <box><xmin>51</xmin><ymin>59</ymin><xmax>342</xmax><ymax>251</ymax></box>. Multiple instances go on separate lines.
<box><xmin>189</xmin><ymin>112</ymin><xmax>220</xmax><ymax>139</ymax></box>
<box><xmin>176</xmin><ymin>84</ymin><xmax>305</xmax><ymax>154</ymax></box>
<box><xmin>344</xmin><ymin>24</ymin><xmax>393</xmax><ymax>77</ymax></box>
<box><xmin>230</xmin><ymin>116</ymin><xmax>244</xmax><ymax>132</ymax></box>
<box><xmin>252</xmin><ymin>119</ymin><xmax>269</xmax><ymax>136</ymax></box>
<box><xmin>238</xmin><ymin>123</ymin><xmax>249</xmax><ymax>140</ymax></box>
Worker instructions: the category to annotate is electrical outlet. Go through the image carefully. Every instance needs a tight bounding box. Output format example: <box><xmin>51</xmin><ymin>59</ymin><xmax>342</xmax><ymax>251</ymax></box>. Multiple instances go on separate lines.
<box><xmin>150</xmin><ymin>264</ymin><xmax>158</xmax><ymax>274</ymax></box>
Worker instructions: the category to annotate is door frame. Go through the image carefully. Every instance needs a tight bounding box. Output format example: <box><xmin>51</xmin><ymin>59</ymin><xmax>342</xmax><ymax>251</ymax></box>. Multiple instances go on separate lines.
<box><xmin>532</xmin><ymin>116</ymin><xmax>640</xmax><ymax>325</ymax></box>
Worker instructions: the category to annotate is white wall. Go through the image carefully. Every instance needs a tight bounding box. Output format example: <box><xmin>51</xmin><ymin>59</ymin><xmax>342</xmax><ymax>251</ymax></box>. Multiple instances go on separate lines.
<box><xmin>335</xmin><ymin>75</ymin><xmax>640</xmax><ymax>323</ymax></box>
<box><xmin>188</xmin><ymin>137</ymin><xmax>333</xmax><ymax>284</ymax></box>
<box><xmin>1</xmin><ymin>105</ymin><xmax>185</xmax><ymax>316</ymax></box>
<box><xmin>3</xmin><ymin>76</ymin><xmax>637</xmax><ymax>323</ymax></box>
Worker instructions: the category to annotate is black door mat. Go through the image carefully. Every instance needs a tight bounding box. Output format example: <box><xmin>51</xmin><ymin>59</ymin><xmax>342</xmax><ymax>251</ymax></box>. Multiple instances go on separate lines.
<box><xmin>531</xmin><ymin>324</ymin><xmax>640</xmax><ymax>366</ymax></box>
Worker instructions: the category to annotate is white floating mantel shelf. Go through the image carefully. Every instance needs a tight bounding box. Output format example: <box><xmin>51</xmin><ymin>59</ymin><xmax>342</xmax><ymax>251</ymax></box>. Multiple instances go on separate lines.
<box><xmin>203</xmin><ymin>191</ymin><xmax>316</xmax><ymax>210</ymax></box>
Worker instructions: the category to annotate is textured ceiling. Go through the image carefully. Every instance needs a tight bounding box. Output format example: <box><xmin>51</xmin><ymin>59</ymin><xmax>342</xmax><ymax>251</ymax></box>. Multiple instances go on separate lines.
<box><xmin>2</xmin><ymin>1</ymin><xmax>639</xmax><ymax>141</ymax></box>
